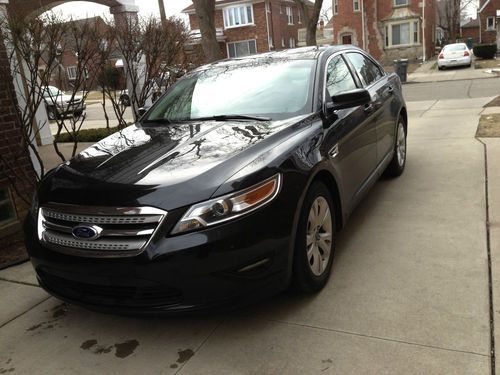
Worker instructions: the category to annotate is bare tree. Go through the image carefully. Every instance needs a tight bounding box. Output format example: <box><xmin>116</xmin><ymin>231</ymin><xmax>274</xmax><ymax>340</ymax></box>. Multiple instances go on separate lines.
<box><xmin>192</xmin><ymin>0</ymin><xmax>221</xmax><ymax>62</ymax></box>
<box><xmin>49</xmin><ymin>18</ymin><xmax>107</xmax><ymax>161</ymax></box>
<box><xmin>437</xmin><ymin>0</ymin><xmax>477</xmax><ymax>43</ymax></box>
<box><xmin>158</xmin><ymin>0</ymin><xmax>167</xmax><ymax>28</ymax></box>
<box><xmin>294</xmin><ymin>0</ymin><xmax>324</xmax><ymax>46</ymax></box>
<box><xmin>113</xmin><ymin>15</ymin><xmax>190</xmax><ymax>120</ymax></box>
<box><xmin>0</xmin><ymin>12</ymin><xmax>67</xmax><ymax>190</ymax></box>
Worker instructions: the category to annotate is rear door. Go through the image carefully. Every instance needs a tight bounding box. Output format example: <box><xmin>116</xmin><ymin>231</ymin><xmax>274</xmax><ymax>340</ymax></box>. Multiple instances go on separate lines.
<box><xmin>322</xmin><ymin>53</ymin><xmax>378</xmax><ymax>208</ymax></box>
<box><xmin>344</xmin><ymin>52</ymin><xmax>396</xmax><ymax>165</ymax></box>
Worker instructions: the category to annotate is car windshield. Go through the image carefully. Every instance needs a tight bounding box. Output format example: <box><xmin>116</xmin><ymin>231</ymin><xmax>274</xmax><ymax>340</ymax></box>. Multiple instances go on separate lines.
<box><xmin>43</xmin><ymin>87</ymin><xmax>61</xmax><ymax>97</ymax></box>
<box><xmin>144</xmin><ymin>59</ymin><xmax>316</xmax><ymax>123</ymax></box>
<box><xmin>444</xmin><ymin>44</ymin><xmax>466</xmax><ymax>52</ymax></box>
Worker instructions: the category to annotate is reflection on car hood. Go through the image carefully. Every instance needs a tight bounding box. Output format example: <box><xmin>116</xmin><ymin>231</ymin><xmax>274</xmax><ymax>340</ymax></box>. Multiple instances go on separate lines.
<box><xmin>42</xmin><ymin>116</ymin><xmax>310</xmax><ymax>209</ymax></box>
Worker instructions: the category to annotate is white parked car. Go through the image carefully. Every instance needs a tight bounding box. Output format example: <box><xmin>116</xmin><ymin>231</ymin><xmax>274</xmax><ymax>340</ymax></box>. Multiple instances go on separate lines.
<box><xmin>437</xmin><ymin>43</ymin><xmax>472</xmax><ymax>70</ymax></box>
<box><xmin>42</xmin><ymin>86</ymin><xmax>86</xmax><ymax>120</ymax></box>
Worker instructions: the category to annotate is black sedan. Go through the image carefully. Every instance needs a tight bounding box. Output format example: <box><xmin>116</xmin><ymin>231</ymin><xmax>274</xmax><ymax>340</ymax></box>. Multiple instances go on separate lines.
<box><xmin>25</xmin><ymin>46</ymin><xmax>407</xmax><ymax>314</ymax></box>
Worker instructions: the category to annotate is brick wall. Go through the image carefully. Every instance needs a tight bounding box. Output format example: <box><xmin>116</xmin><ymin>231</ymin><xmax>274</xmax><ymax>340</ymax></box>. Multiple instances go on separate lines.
<box><xmin>331</xmin><ymin>0</ymin><xmax>436</xmax><ymax>63</ymax></box>
<box><xmin>187</xmin><ymin>0</ymin><xmax>302</xmax><ymax>59</ymax></box>
<box><xmin>0</xmin><ymin>37</ymin><xmax>35</xmax><ymax>238</ymax></box>
<box><xmin>478</xmin><ymin>0</ymin><xmax>499</xmax><ymax>44</ymax></box>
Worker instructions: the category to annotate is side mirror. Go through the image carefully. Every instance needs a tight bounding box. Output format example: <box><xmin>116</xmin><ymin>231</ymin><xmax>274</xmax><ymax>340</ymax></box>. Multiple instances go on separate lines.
<box><xmin>326</xmin><ymin>88</ymin><xmax>371</xmax><ymax>112</ymax></box>
<box><xmin>138</xmin><ymin>107</ymin><xmax>150</xmax><ymax>117</ymax></box>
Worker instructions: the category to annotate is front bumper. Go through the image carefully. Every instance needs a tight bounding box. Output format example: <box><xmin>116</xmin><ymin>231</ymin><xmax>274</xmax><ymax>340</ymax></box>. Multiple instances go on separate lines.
<box><xmin>24</xmin><ymin>199</ymin><xmax>295</xmax><ymax>314</ymax></box>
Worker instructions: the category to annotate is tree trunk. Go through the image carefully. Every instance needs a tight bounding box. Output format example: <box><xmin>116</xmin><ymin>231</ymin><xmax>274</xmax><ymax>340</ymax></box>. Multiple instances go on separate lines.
<box><xmin>294</xmin><ymin>0</ymin><xmax>323</xmax><ymax>46</ymax></box>
<box><xmin>192</xmin><ymin>0</ymin><xmax>221</xmax><ymax>62</ymax></box>
<box><xmin>158</xmin><ymin>0</ymin><xmax>167</xmax><ymax>28</ymax></box>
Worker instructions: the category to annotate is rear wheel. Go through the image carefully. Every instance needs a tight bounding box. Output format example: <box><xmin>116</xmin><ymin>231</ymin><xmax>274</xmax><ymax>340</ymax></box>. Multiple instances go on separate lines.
<box><xmin>293</xmin><ymin>181</ymin><xmax>335</xmax><ymax>293</ymax></box>
<box><xmin>385</xmin><ymin>117</ymin><xmax>407</xmax><ymax>177</ymax></box>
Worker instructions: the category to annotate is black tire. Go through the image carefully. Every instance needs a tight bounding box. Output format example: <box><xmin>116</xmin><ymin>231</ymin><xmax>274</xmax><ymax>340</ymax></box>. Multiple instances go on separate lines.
<box><xmin>46</xmin><ymin>106</ymin><xmax>56</xmax><ymax>120</ymax></box>
<box><xmin>438</xmin><ymin>66</ymin><xmax>443</xmax><ymax>70</ymax></box>
<box><xmin>384</xmin><ymin>117</ymin><xmax>407</xmax><ymax>177</ymax></box>
<box><xmin>293</xmin><ymin>181</ymin><xmax>336</xmax><ymax>293</ymax></box>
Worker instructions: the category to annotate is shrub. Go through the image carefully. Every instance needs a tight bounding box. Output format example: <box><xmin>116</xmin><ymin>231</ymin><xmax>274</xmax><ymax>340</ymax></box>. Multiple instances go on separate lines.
<box><xmin>55</xmin><ymin>127</ymin><xmax>120</xmax><ymax>143</ymax></box>
<box><xmin>473</xmin><ymin>44</ymin><xmax>497</xmax><ymax>59</ymax></box>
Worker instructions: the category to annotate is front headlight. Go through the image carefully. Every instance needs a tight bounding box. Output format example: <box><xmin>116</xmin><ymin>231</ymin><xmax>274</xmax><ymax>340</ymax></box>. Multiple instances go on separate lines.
<box><xmin>171</xmin><ymin>174</ymin><xmax>282</xmax><ymax>234</ymax></box>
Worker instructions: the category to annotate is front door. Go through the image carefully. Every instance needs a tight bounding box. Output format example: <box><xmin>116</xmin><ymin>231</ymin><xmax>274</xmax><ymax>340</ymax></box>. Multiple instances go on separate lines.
<box><xmin>342</xmin><ymin>34</ymin><xmax>352</xmax><ymax>44</ymax></box>
<box><xmin>322</xmin><ymin>54</ymin><xmax>378</xmax><ymax>209</ymax></box>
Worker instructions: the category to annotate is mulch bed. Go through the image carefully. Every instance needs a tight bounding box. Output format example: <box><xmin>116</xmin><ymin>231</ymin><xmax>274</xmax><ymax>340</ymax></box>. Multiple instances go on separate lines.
<box><xmin>0</xmin><ymin>231</ymin><xmax>29</xmax><ymax>270</ymax></box>
<box><xmin>476</xmin><ymin>114</ymin><xmax>500</xmax><ymax>138</ymax></box>
<box><xmin>484</xmin><ymin>96</ymin><xmax>500</xmax><ymax>108</ymax></box>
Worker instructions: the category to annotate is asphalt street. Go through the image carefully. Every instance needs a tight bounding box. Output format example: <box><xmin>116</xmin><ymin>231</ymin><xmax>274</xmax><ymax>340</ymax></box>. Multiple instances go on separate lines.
<box><xmin>403</xmin><ymin>76</ymin><xmax>500</xmax><ymax>101</ymax></box>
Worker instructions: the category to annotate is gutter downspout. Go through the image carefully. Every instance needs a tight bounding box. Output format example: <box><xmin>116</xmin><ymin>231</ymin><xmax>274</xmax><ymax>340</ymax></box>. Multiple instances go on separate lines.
<box><xmin>265</xmin><ymin>0</ymin><xmax>271</xmax><ymax>51</ymax></box>
<box><xmin>422</xmin><ymin>0</ymin><xmax>426</xmax><ymax>61</ymax></box>
<box><xmin>361</xmin><ymin>0</ymin><xmax>366</xmax><ymax>50</ymax></box>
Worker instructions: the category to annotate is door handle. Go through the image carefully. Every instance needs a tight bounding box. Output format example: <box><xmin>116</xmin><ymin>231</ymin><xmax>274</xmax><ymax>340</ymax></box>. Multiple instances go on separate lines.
<box><xmin>364</xmin><ymin>104</ymin><xmax>374</xmax><ymax>113</ymax></box>
<box><xmin>387</xmin><ymin>86</ymin><xmax>394</xmax><ymax>95</ymax></box>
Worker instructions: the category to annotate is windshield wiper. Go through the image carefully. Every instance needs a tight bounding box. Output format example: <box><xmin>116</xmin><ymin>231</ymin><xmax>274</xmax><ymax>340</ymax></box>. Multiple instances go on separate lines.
<box><xmin>188</xmin><ymin>114</ymin><xmax>271</xmax><ymax>122</ymax></box>
<box><xmin>142</xmin><ymin>118</ymin><xmax>171</xmax><ymax>125</ymax></box>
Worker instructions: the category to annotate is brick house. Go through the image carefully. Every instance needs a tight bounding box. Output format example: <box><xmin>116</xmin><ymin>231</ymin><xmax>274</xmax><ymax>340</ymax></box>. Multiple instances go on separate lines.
<box><xmin>460</xmin><ymin>17</ymin><xmax>480</xmax><ymax>43</ymax></box>
<box><xmin>0</xmin><ymin>37</ymin><xmax>35</xmax><ymax>240</ymax></box>
<box><xmin>330</xmin><ymin>0</ymin><xmax>436</xmax><ymax>63</ymax></box>
<box><xmin>477</xmin><ymin>0</ymin><xmax>500</xmax><ymax>47</ymax></box>
<box><xmin>183</xmin><ymin>0</ymin><xmax>313</xmax><ymax>59</ymax></box>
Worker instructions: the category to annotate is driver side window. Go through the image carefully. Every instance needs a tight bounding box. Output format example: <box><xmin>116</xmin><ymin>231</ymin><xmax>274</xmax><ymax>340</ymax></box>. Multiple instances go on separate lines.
<box><xmin>325</xmin><ymin>55</ymin><xmax>357</xmax><ymax>98</ymax></box>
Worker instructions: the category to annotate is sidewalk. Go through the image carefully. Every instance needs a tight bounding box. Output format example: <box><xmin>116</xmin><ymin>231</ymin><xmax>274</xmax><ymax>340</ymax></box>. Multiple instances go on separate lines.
<box><xmin>407</xmin><ymin>58</ymin><xmax>500</xmax><ymax>83</ymax></box>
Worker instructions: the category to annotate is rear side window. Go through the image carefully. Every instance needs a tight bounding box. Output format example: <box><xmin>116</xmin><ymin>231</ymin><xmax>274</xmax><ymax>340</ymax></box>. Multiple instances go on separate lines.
<box><xmin>345</xmin><ymin>52</ymin><xmax>383</xmax><ymax>87</ymax></box>
<box><xmin>325</xmin><ymin>55</ymin><xmax>357</xmax><ymax>97</ymax></box>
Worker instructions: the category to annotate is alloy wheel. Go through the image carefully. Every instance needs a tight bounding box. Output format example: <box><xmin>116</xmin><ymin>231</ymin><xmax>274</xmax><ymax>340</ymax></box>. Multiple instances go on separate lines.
<box><xmin>396</xmin><ymin>122</ymin><xmax>406</xmax><ymax>167</ymax></box>
<box><xmin>306</xmin><ymin>196</ymin><xmax>333</xmax><ymax>276</ymax></box>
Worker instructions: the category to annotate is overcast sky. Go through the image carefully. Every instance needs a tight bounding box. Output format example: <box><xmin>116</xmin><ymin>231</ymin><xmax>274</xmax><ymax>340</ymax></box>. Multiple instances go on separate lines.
<box><xmin>53</xmin><ymin>0</ymin><xmax>193</xmax><ymax>20</ymax></box>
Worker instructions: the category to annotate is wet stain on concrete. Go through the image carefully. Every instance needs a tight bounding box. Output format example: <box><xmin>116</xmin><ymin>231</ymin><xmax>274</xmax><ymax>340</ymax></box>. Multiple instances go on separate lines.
<box><xmin>322</xmin><ymin>359</ymin><xmax>333</xmax><ymax>364</ymax></box>
<box><xmin>0</xmin><ymin>368</ymin><xmax>15</xmax><ymax>374</ymax></box>
<box><xmin>26</xmin><ymin>323</ymin><xmax>43</xmax><ymax>332</ymax></box>
<box><xmin>177</xmin><ymin>349</ymin><xmax>194</xmax><ymax>363</ymax></box>
<box><xmin>94</xmin><ymin>346</ymin><xmax>113</xmax><ymax>355</ymax></box>
<box><xmin>114</xmin><ymin>340</ymin><xmax>140</xmax><ymax>359</ymax></box>
<box><xmin>170</xmin><ymin>364</ymin><xmax>178</xmax><ymax>369</ymax></box>
<box><xmin>80</xmin><ymin>339</ymin><xmax>98</xmax><ymax>350</ymax></box>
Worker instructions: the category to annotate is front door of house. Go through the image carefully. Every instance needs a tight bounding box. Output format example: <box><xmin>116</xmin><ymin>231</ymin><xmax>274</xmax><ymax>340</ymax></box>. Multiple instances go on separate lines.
<box><xmin>342</xmin><ymin>34</ymin><xmax>352</xmax><ymax>44</ymax></box>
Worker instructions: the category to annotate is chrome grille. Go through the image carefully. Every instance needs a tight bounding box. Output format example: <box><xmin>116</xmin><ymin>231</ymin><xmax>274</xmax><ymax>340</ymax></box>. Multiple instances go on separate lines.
<box><xmin>38</xmin><ymin>203</ymin><xmax>167</xmax><ymax>258</ymax></box>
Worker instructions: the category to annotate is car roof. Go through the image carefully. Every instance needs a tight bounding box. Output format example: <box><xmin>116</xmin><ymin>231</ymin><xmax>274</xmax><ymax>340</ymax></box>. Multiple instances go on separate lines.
<box><xmin>193</xmin><ymin>45</ymin><xmax>364</xmax><ymax>72</ymax></box>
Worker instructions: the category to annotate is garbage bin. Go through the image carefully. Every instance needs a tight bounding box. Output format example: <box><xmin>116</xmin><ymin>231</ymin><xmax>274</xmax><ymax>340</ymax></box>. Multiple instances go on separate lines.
<box><xmin>393</xmin><ymin>59</ymin><xmax>409</xmax><ymax>83</ymax></box>
<box><xmin>466</xmin><ymin>37</ymin><xmax>474</xmax><ymax>50</ymax></box>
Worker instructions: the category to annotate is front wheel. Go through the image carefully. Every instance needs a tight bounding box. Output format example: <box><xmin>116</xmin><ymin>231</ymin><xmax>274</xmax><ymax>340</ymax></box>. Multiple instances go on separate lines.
<box><xmin>384</xmin><ymin>117</ymin><xmax>407</xmax><ymax>177</ymax></box>
<box><xmin>293</xmin><ymin>181</ymin><xmax>335</xmax><ymax>293</ymax></box>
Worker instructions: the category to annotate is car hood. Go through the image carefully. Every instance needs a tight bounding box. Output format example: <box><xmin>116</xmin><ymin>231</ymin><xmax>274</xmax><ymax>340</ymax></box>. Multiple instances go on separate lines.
<box><xmin>41</xmin><ymin>116</ymin><xmax>312</xmax><ymax>210</ymax></box>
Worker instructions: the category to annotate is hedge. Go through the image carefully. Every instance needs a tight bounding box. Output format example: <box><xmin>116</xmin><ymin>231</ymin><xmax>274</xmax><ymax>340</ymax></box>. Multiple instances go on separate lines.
<box><xmin>473</xmin><ymin>44</ymin><xmax>497</xmax><ymax>59</ymax></box>
<box><xmin>55</xmin><ymin>126</ymin><xmax>120</xmax><ymax>143</ymax></box>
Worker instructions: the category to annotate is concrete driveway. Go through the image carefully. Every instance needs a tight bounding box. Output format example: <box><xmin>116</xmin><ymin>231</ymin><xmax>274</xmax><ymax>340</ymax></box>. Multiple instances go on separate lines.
<box><xmin>1</xmin><ymin>96</ymin><xmax>496</xmax><ymax>374</ymax></box>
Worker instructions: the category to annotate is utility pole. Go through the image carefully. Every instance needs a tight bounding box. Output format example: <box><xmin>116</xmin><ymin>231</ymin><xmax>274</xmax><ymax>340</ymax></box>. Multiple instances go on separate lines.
<box><xmin>158</xmin><ymin>0</ymin><xmax>167</xmax><ymax>27</ymax></box>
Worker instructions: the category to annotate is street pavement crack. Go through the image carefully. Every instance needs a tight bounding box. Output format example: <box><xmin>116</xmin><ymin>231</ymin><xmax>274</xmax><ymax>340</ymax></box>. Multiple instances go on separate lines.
<box><xmin>0</xmin><ymin>277</ymin><xmax>39</xmax><ymax>288</ymax></box>
<box><xmin>266</xmin><ymin>318</ymin><xmax>490</xmax><ymax>358</ymax></box>
<box><xmin>476</xmin><ymin>138</ymin><xmax>496</xmax><ymax>375</ymax></box>
<box><xmin>175</xmin><ymin>319</ymin><xmax>225</xmax><ymax>375</ymax></box>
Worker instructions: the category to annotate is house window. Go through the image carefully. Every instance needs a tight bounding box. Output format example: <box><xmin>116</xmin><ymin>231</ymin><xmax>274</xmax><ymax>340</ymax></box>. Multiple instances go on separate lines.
<box><xmin>280</xmin><ymin>4</ymin><xmax>283</xmax><ymax>14</ymax></box>
<box><xmin>268</xmin><ymin>36</ymin><xmax>274</xmax><ymax>49</ymax></box>
<box><xmin>385</xmin><ymin>20</ymin><xmax>420</xmax><ymax>47</ymax></box>
<box><xmin>353</xmin><ymin>0</ymin><xmax>360</xmax><ymax>12</ymax></box>
<box><xmin>0</xmin><ymin>187</ymin><xmax>16</xmax><ymax>227</ymax></box>
<box><xmin>281</xmin><ymin>37</ymin><xmax>285</xmax><ymax>47</ymax></box>
<box><xmin>333</xmin><ymin>0</ymin><xmax>338</xmax><ymax>14</ymax></box>
<box><xmin>486</xmin><ymin>17</ymin><xmax>495</xmax><ymax>30</ymax></box>
<box><xmin>223</xmin><ymin>4</ymin><xmax>254</xmax><ymax>28</ymax></box>
<box><xmin>286</xmin><ymin>6</ymin><xmax>293</xmax><ymax>24</ymax></box>
<box><xmin>289</xmin><ymin>37</ymin><xmax>296</xmax><ymax>48</ymax></box>
<box><xmin>298</xmin><ymin>10</ymin><xmax>302</xmax><ymax>23</ymax></box>
<box><xmin>67</xmin><ymin>66</ymin><xmax>77</xmax><ymax>80</ymax></box>
<box><xmin>394</xmin><ymin>0</ymin><xmax>408</xmax><ymax>6</ymax></box>
<box><xmin>227</xmin><ymin>40</ymin><xmax>257</xmax><ymax>58</ymax></box>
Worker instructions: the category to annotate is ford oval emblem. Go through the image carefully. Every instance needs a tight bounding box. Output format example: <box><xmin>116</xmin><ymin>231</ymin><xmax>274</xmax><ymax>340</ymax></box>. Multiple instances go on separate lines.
<box><xmin>72</xmin><ymin>225</ymin><xmax>102</xmax><ymax>240</ymax></box>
